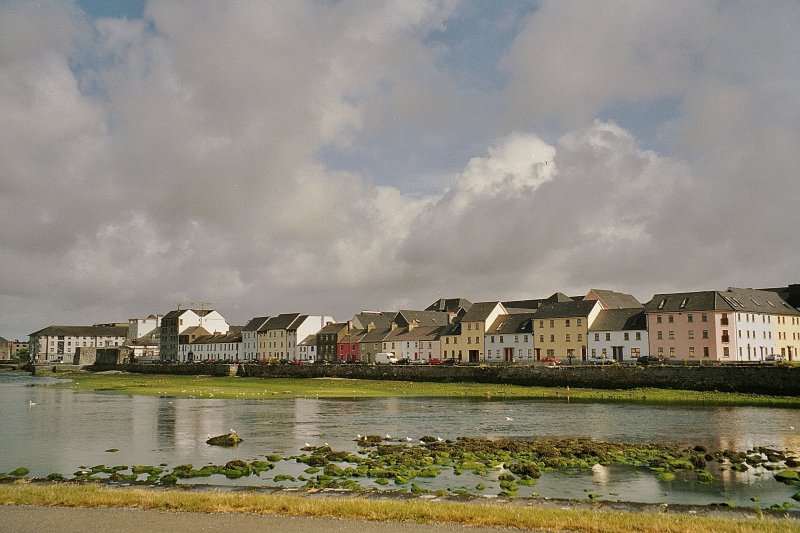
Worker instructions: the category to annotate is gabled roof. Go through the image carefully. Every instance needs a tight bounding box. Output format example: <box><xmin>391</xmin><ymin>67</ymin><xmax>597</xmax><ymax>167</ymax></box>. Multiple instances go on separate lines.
<box><xmin>585</xmin><ymin>289</ymin><xmax>642</xmax><ymax>309</ymax></box>
<box><xmin>242</xmin><ymin>316</ymin><xmax>270</xmax><ymax>332</ymax></box>
<box><xmin>287</xmin><ymin>314</ymin><xmax>310</xmax><ymax>330</ymax></box>
<box><xmin>264</xmin><ymin>313</ymin><xmax>302</xmax><ymax>331</ymax></box>
<box><xmin>439</xmin><ymin>321</ymin><xmax>462</xmax><ymax>337</ymax></box>
<box><xmin>180</xmin><ymin>325</ymin><xmax>210</xmax><ymax>337</ymax></box>
<box><xmin>350</xmin><ymin>311</ymin><xmax>396</xmax><ymax>330</ymax></box>
<box><xmin>339</xmin><ymin>328</ymin><xmax>367</xmax><ymax>344</ymax></box>
<box><xmin>487</xmin><ymin>313</ymin><xmax>536</xmax><ymax>335</ymax></box>
<box><xmin>29</xmin><ymin>325</ymin><xmax>128</xmax><ymax>337</ymax></box>
<box><xmin>317</xmin><ymin>322</ymin><xmax>350</xmax><ymax>335</ymax></box>
<box><xmin>425</xmin><ymin>298</ymin><xmax>473</xmax><ymax>314</ymax></box>
<box><xmin>358</xmin><ymin>326</ymin><xmax>393</xmax><ymax>343</ymax></box>
<box><xmin>163</xmin><ymin>309</ymin><xmax>213</xmax><ymax>320</ymax></box>
<box><xmin>759</xmin><ymin>284</ymin><xmax>800</xmax><ymax>309</ymax></box>
<box><xmin>589</xmin><ymin>309</ymin><xmax>647</xmax><ymax>331</ymax></box>
<box><xmin>533</xmin><ymin>300</ymin><xmax>597</xmax><ymax>319</ymax></box>
<box><xmin>394</xmin><ymin>310</ymin><xmax>449</xmax><ymax>327</ymax></box>
<box><xmin>460</xmin><ymin>302</ymin><xmax>503</xmax><ymax>322</ymax></box>
<box><xmin>384</xmin><ymin>325</ymin><xmax>444</xmax><ymax>342</ymax></box>
<box><xmin>644</xmin><ymin>291</ymin><xmax>731</xmax><ymax>313</ymax></box>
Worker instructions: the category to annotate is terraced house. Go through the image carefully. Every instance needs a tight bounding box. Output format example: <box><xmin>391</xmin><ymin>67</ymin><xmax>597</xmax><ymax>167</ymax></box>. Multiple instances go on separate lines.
<box><xmin>484</xmin><ymin>312</ymin><xmax>536</xmax><ymax>363</ymax></box>
<box><xmin>644</xmin><ymin>287</ymin><xmax>800</xmax><ymax>362</ymax></box>
<box><xmin>533</xmin><ymin>300</ymin><xmax>600</xmax><ymax>363</ymax></box>
<box><xmin>451</xmin><ymin>302</ymin><xmax>507</xmax><ymax>363</ymax></box>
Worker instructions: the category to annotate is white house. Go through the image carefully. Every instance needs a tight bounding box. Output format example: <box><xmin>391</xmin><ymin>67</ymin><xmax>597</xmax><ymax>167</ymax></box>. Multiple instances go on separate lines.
<box><xmin>484</xmin><ymin>312</ymin><xmax>536</xmax><ymax>363</ymax></box>
<box><xmin>297</xmin><ymin>334</ymin><xmax>318</xmax><ymax>362</ymax></box>
<box><xmin>286</xmin><ymin>315</ymin><xmax>335</xmax><ymax>360</ymax></box>
<box><xmin>381</xmin><ymin>321</ymin><xmax>442</xmax><ymax>362</ymax></box>
<box><xmin>588</xmin><ymin>309</ymin><xmax>649</xmax><ymax>362</ymax></box>
<box><xmin>178</xmin><ymin>330</ymin><xmax>242</xmax><ymax>363</ymax></box>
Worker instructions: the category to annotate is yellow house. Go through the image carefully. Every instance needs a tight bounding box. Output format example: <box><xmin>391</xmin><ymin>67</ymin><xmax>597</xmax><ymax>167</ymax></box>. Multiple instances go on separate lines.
<box><xmin>450</xmin><ymin>302</ymin><xmax>506</xmax><ymax>363</ymax></box>
<box><xmin>533</xmin><ymin>300</ymin><xmax>601</xmax><ymax>362</ymax></box>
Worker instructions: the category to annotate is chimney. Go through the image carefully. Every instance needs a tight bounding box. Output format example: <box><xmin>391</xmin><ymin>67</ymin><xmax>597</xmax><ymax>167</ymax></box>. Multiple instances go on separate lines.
<box><xmin>408</xmin><ymin>319</ymin><xmax>419</xmax><ymax>331</ymax></box>
<box><xmin>391</xmin><ymin>322</ymin><xmax>398</xmax><ymax>331</ymax></box>
<box><xmin>367</xmin><ymin>322</ymin><xmax>375</xmax><ymax>332</ymax></box>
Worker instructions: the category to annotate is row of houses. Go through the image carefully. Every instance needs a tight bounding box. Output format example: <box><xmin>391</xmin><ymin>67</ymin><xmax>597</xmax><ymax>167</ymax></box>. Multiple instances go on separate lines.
<box><xmin>26</xmin><ymin>284</ymin><xmax>800</xmax><ymax>365</ymax></box>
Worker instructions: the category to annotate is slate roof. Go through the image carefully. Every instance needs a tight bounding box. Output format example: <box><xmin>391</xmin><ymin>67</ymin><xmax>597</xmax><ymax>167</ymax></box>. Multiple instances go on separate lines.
<box><xmin>643</xmin><ymin>291</ymin><xmax>726</xmax><ymax>313</ymax></box>
<box><xmin>163</xmin><ymin>309</ymin><xmax>213</xmax><ymax>320</ymax></box>
<box><xmin>721</xmin><ymin>287</ymin><xmax>800</xmax><ymax>316</ymax></box>
<box><xmin>242</xmin><ymin>316</ymin><xmax>270</xmax><ymax>332</ymax></box>
<box><xmin>29</xmin><ymin>325</ymin><xmax>128</xmax><ymax>337</ymax></box>
<box><xmin>486</xmin><ymin>313</ymin><xmax>536</xmax><ymax>335</ymax></box>
<box><xmin>460</xmin><ymin>302</ymin><xmax>502</xmax><ymax>322</ymax></box>
<box><xmin>587</xmin><ymin>289</ymin><xmax>643</xmax><ymax>309</ymax></box>
<box><xmin>759</xmin><ymin>284</ymin><xmax>800</xmax><ymax>309</ymax></box>
<box><xmin>317</xmin><ymin>322</ymin><xmax>350</xmax><ymax>335</ymax></box>
<box><xmin>180</xmin><ymin>326</ymin><xmax>210</xmax><ymax>337</ymax></box>
<box><xmin>533</xmin><ymin>300</ymin><xmax>597</xmax><ymax>319</ymax></box>
<box><xmin>264</xmin><ymin>313</ymin><xmax>302</xmax><ymax>331</ymax></box>
<box><xmin>394</xmin><ymin>310</ymin><xmax>450</xmax><ymax>327</ymax></box>
<box><xmin>383</xmin><ymin>325</ymin><xmax>444</xmax><ymax>343</ymax></box>
<box><xmin>504</xmin><ymin>292</ymin><xmax>576</xmax><ymax>311</ymax></box>
<box><xmin>351</xmin><ymin>311</ymin><xmax>396</xmax><ymax>330</ymax></box>
<box><xmin>425</xmin><ymin>298</ymin><xmax>473</xmax><ymax>314</ymax></box>
<box><xmin>298</xmin><ymin>334</ymin><xmax>317</xmax><ymax>347</ymax></box>
<box><xmin>589</xmin><ymin>309</ymin><xmax>647</xmax><ymax>331</ymax></box>
<box><xmin>188</xmin><ymin>330</ymin><xmax>242</xmax><ymax>345</ymax></box>
<box><xmin>358</xmin><ymin>326</ymin><xmax>393</xmax><ymax>343</ymax></box>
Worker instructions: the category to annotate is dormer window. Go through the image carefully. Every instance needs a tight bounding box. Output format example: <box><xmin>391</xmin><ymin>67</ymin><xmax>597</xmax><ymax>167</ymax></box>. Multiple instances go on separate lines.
<box><xmin>679</xmin><ymin>298</ymin><xmax>688</xmax><ymax>309</ymax></box>
<box><xmin>657</xmin><ymin>299</ymin><xmax>666</xmax><ymax>310</ymax></box>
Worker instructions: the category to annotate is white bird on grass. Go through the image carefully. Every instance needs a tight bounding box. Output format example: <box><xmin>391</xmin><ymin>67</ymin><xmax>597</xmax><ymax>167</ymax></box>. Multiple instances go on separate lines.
<box><xmin>506</xmin><ymin>417</ymin><xmax>514</xmax><ymax>421</ymax></box>
<box><xmin>28</xmin><ymin>400</ymin><xmax>36</xmax><ymax>407</ymax></box>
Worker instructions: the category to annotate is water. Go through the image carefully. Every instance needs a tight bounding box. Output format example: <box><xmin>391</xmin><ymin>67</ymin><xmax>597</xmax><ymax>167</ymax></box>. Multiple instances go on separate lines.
<box><xmin>1</xmin><ymin>372</ymin><xmax>798</xmax><ymax>508</ymax></box>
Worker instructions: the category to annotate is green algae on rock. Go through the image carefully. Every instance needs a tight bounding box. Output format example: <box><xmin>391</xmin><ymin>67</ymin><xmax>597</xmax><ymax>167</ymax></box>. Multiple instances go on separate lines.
<box><xmin>205</xmin><ymin>432</ymin><xmax>243</xmax><ymax>447</ymax></box>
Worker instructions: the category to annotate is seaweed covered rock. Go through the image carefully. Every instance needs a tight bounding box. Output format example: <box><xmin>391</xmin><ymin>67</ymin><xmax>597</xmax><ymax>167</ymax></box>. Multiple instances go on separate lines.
<box><xmin>206</xmin><ymin>432</ymin><xmax>243</xmax><ymax>447</ymax></box>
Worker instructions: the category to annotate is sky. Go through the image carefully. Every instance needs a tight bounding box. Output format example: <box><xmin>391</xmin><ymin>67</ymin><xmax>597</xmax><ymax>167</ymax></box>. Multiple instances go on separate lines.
<box><xmin>1</xmin><ymin>1</ymin><xmax>799</xmax><ymax>339</ymax></box>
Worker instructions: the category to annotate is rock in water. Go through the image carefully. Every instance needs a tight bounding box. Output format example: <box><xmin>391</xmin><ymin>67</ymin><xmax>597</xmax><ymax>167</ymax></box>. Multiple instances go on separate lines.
<box><xmin>206</xmin><ymin>432</ymin><xmax>243</xmax><ymax>447</ymax></box>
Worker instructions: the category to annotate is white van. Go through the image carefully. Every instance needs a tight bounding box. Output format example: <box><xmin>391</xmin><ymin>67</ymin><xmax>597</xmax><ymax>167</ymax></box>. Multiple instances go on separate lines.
<box><xmin>375</xmin><ymin>352</ymin><xmax>398</xmax><ymax>364</ymax></box>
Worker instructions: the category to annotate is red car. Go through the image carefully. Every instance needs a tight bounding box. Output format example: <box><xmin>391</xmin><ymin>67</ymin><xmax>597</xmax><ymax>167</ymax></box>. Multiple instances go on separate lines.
<box><xmin>428</xmin><ymin>358</ymin><xmax>444</xmax><ymax>365</ymax></box>
<box><xmin>540</xmin><ymin>357</ymin><xmax>561</xmax><ymax>365</ymax></box>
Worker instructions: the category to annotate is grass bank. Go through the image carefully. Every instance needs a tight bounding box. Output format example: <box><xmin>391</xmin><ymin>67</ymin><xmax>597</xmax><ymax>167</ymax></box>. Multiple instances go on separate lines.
<box><xmin>0</xmin><ymin>484</ymin><xmax>796</xmax><ymax>533</ymax></box>
<box><xmin>49</xmin><ymin>372</ymin><xmax>800</xmax><ymax>407</ymax></box>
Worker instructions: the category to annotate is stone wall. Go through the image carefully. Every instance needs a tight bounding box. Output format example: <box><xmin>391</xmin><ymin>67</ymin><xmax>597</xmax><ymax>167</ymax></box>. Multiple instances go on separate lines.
<box><xmin>88</xmin><ymin>363</ymin><xmax>800</xmax><ymax>395</ymax></box>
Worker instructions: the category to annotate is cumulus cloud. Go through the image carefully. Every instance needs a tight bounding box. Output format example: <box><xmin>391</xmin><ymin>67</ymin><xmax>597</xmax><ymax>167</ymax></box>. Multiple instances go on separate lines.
<box><xmin>1</xmin><ymin>1</ymin><xmax>799</xmax><ymax>338</ymax></box>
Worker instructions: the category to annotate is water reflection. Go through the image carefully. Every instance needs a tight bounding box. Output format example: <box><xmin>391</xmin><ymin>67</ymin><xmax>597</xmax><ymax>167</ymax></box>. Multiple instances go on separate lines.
<box><xmin>1</xmin><ymin>373</ymin><xmax>798</xmax><ymax>508</ymax></box>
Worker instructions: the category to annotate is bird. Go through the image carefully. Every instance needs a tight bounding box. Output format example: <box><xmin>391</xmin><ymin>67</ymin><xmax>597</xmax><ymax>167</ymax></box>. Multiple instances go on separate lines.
<box><xmin>405</xmin><ymin>437</ymin><xmax>412</xmax><ymax>442</ymax></box>
<box><xmin>385</xmin><ymin>434</ymin><xmax>391</xmax><ymax>439</ymax></box>
<box><xmin>356</xmin><ymin>434</ymin><xmax>362</xmax><ymax>439</ymax></box>
<box><xmin>28</xmin><ymin>400</ymin><xmax>36</xmax><ymax>407</ymax></box>
<box><xmin>506</xmin><ymin>416</ymin><xmax>514</xmax><ymax>421</ymax></box>
<box><xmin>436</xmin><ymin>436</ymin><xmax>443</xmax><ymax>442</ymax></box>
<box><xmin>230</xmin><ymin>428</ymin><xmax>236</xmax><ymax>434</ymax></box>
<box><xmin>790</xmin><ymin>426</ymin><xmax>796</xmax><ymax>430</ymax></box>
<box><xmin>304</xmin><ymin>442</ymin><xmax>311</xmax><ymax>447</ymax></box>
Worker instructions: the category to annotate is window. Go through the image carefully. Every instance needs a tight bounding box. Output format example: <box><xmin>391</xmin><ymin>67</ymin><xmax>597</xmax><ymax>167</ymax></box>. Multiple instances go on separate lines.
<box><xmin>605</xmin><ymin>333</ymin><xmax>611</xmax><ymax>341</ymax></box>
<box><xmin>524</xmin><ymin>335</ymin><xmax>528</xmax><ymax>342</ymax></box>
<box><xmin>688</xmin><ymin>330</ymin><xmax>694</xmax><ymax>339</ymax></box>
<box><xmin>657</xmin><ymin>331</ymin><xmax>663</xmax><ymax>340</ymax></box>
<box><xmin>499</xmin><ymin>336</ymin><xmax>504</xmax><ymax>343</ymax></box>
<box><xmin>591</xmin><ymin>348</ymin><xmax>596</xmax><ymax>357</ymax></box>
<box><xmin>577</xmin><ymin>319</ymin><xmax>582</xmax><ymax>326</ymax></box>
<box><xmin>490</xmin><ymin>336</ymin><xmax>495</xmax><ymax>343</ymax></box>
<box><xmin>721</xmin><ymin>313</ymin><xmax>728</xmax><ymax>326</ymax></box>
<box><xmin>565</xmin><ymin>319</ymin><xmax>571</xmax><ymax>327</ymax></box>
<box><xmin>669</xmin><ymin>347</ymin><xmax>675</xmax><ymax>357</ymax></box>
<box><xmin>687</xmin><ymin>314</ymin><xmax>693</xmax><ymax>323</ymax></box>
<box><xmin>636</xmin><ymin>332</ymin><xmax>641</xmax><ymax>340</ymax></box>
<box><xmin>594</xmin><ymin>333</ymin><xmax>600</xmax><ymax>341</ymax></box>
<box><xmin>668</xmin><ymin>331</ymin><xmax>674</xmax><ymax>340</ymax></box>
<box><xmin>467</xmin><ymin>323</ymin><xmax>471</xmax><ymax>330</ymax></box>
<box><xmin>723</xmin><ymin>347</ymin><xmax>729</xmax><ymax>357</ymax></box>
<box><xmin>539</xmin><ymin>335</ymin><xmax>544</xmax><ymax>343</ymax></box>
<box><xmin>549</xmin><ymin>320</ymin><xmax>554</xmax><ymax>328</ymax></box>
<box><xmin>514</xmin><ymin>335</ymin><xmax>519</xmax><ymax>343</ymax></box>
<box><xmin>577</xmin><ymin>334</ymin><xmax>582</xmax><ymax>341</ymax></box>
<box><xmin>668</xmin><ymin>315</ymin><xmax>674</xmax><ymax>323</ymax></box>
<box><xmin>631</xmin><ymin>348</ymin><xmax>640</xmax><ymax>358</ymax></box>
<box><xmin>656</xmin><ymin>315</ymin><xmax>662</xmax><ymax>324</ymax></box>
<box><xmin>701</xmin><ymin>313</ymin><xmax>708</xmax><ymax>322</ymax></box>
<box><xmin>689</xmin><ymin>346</ymin><xmax>695</xmax><ymax>357</ymax></box>
<box><xmin>624</xmin><ymin>332</ymin><xmax>629</xmax><ymax>341</ymax></box>
<box><xmin>565</xmin><ymin>334</ymin><xmax>571</xmax><ymax>342</ymax></box>
<box><xmin>539</xmin><ymin>320</ymin><xmax>544</xmax><ymax>328</ymax></box>
<box><xmin>702</xmin><ymin>330</ymin><xmax>709</xmax><ymax>339</ymax></box>
<box><xmin>550</xmin><ymin>335</ymin><xmax>555</xmax><ymax>342</ymax></box>
<box><xmin>703</xmin><ymin>347</ymin><xmax>710</xmax><ymax>358</ymax></box>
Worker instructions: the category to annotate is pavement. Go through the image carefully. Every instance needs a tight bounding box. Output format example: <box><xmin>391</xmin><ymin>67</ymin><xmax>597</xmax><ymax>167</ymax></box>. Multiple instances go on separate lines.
<box><xmin>0</xmin><ymin>505</ymin><xmax>539</xmax><ymax>532</ymax></box>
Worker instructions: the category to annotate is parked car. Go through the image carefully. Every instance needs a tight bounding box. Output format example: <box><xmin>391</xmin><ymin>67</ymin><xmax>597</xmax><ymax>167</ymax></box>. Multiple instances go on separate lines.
<box><xmin>540</xmin><ymin>357</ymin><xmax>561</xmax><ymax>365</ymax></box>
<box><xmin>441</xmin><ymin>358</ymin><xmax>459</xmax><ymax>366</ymax></box>
<box><xmin>589</xmin><ymin>356</ymin><xmax>615</xmax><ymax>365</ymax></box>
<box><xmin>395</xmin><ymin>357</ymin><xmax>411</xmax><ymax>365</ymax></box>
<box><xmin>428</xmin><ymin>358</ymin><xmax>443</xmax><ymax>365</ymax></box>
<box><xmin>764</xmin><ymin>354</ymin><xmax>784</xmax><ymax>362</ymax></box>
<box><xmin>637</xmin><ymin>355</ymin><xmax>666</xmax><ymax>365</ymax></box>
<box><xmin>410</xmin><ymin>358</ymin><xmax>429</xmax><ymax>365</ymax></box>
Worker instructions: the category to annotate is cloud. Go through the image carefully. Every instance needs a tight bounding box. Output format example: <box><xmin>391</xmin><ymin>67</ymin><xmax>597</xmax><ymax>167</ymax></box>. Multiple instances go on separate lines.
<box><xmin>1</xmin><ymin>1</ymin><xmax>799</xmax><ymax>339</ymax></box>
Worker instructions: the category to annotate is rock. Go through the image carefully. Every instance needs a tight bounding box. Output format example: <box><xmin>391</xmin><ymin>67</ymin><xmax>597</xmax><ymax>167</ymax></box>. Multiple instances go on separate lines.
<box><xmin>774</xmin><ymin>469</ymin><xmax>800</xmax><ymax>484</ymax></box>
<box><xmin>206</xmin><ymin>432</ymin><xmax>243</xmax><ymax>447</ymax></box>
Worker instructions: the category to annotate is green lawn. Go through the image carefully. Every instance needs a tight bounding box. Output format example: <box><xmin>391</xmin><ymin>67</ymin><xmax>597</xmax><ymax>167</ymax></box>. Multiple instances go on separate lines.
<box><xmin>48</xmin><ymin>372</ymin><xmax>800</xmax><ymax>407</ymax></box>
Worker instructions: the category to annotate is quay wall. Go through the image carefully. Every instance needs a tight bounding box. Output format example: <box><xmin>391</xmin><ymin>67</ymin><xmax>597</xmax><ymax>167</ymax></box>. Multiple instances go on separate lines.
<box><xmin>84</xmin><ymin>363</ymin><xmax>800</xmax><ymax>396</ymax></box>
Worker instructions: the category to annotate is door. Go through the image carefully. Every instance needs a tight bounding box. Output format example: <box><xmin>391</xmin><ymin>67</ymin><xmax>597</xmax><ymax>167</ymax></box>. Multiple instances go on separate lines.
<box><xmin>504</xmin><ymin>347</ymin><xmax>514</xmax><ymax>362</ymax></box>
<box><xmin>613</xmin><ymin>346</ymin><xmax>624</xmax><ymax>361</ymax></box>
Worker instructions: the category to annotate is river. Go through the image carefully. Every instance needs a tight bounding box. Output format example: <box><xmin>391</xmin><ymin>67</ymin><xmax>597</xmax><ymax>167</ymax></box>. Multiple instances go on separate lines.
<box><xmin>1</xmin><ymin>372</ymin><xmax>798</xmax><ymax>508</ymax></box>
